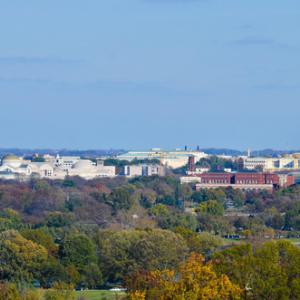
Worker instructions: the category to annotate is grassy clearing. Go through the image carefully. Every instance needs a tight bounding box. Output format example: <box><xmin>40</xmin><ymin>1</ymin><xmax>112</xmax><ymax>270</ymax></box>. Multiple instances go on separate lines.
<box><xmin>75</xmin><ymin>290</ymin><xmax>126</xmax><ymax>300</ymax></box>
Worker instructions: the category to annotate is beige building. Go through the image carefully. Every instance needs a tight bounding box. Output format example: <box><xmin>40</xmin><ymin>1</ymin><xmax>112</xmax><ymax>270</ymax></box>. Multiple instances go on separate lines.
<box><xmin>243</xmin><ymin>154</ymin><xmax>300</xmax><ymax>172</ymax></box>
<box><xmin>67</xmin><ymin>160</ymin><xmax>116</xmax><ymax>179</ymax></box>
<box><xmin>117</xmin><ymin>150</ymin><xmax>208</xmax><ymax>169</ymax></box>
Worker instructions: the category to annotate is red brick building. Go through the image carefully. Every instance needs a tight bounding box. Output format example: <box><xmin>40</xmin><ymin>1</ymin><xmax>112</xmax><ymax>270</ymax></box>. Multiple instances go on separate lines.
<box><xmin>194</xmin><ymin>172</ymin><xmax>295</xmax><ymax>189</ymax></box>
<box><xmin>199</xmin><ymin>173</ymin><xmax>233</xmax><ymax>184</ymax></box>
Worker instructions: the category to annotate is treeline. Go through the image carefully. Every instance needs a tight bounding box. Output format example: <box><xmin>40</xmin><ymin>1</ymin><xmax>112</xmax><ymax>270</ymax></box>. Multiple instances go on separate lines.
<box><xmin>0</xmin><ymin>176</ymin><xmax>300</xmax><ymax>298</ymax></box>
<box><xmin>0</xmin><ymin>149</ymin><xmax>124</xmax><ymax>158</ymax></box>
<box><xmin>2</xmin><ymin>220</ymin><xmax>300</xmax><ymax>299</ymax></box>
<box><xmin>0</xmin><ymin>207</ymin><xmax>223</xmax><ymax>288</ymax></box>
<box><xmin>1</xmin><ymin>176</ymin><xmax>300</xmax><ymax>237</ymax></box>
<box><xmin>128</xmin><ymin>240</ymin><xmax>300</xmax><ymax>300</ymax></box>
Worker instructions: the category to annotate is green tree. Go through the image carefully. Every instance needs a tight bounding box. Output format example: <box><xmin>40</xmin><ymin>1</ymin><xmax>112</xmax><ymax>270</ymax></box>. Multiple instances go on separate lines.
<box><xmin>198</xmin><ymin>200</ymin><xmax>224</xmax><ymax>216</ymax></box>
<box><xmin>81</xmin><ymin>263</ymin><xmax>103</xmax><ymax>289</ymax></box>
<box><xmin>109</xmin><ymin>187</ymin><xmax>134</xmax><ymax>211</ymax></box>
<box><xmin>0</xmin><ymin>283</ymin><xmax>20</xmax><ymax>300</ymax></box>
<box><xmin>61</xmin><ymin>233</ymin><xmax>97</xmax><ymax>269</ymax></box>
<box><xmin>21</xmin><ymin>228</ymin><xmax>58</xmax><ymax>255</ymax></box>
<box><xmin>46</xmin><ymin>212</ymin><xmax>74</xmax><ymax>228</ymax></box>
<box><xmin>61</xmin><ymin>233</ymin><xmax>102</xmax><ymax>288</ymax></box>
<box><xmin>175</xmin><ymin>227</ymin><xmax>222</xmax><ymax>256</ymax></box>
<box><xmin>0</xmin><ymin>230</ymin><xmax>48</xmax><ymax>282</ymax></box>
<box><xmin>213</xmin><ymin>241</ymin><xmax>300</xmax><ymax>300</ymax></box>
<box><xmin>97</xmin><ymin>229</ymin><xmax>188</xmax><ymax>283</ymax></box>
<box><xmin>39</xmin><ymin>258</ymin><xmax>67</xmax><ymax>288</ymax></box>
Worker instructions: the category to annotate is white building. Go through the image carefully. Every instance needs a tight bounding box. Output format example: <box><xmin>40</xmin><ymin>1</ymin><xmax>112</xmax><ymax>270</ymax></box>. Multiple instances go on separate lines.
<box><xmin>243</xmin><ymin>156</ymin><xmax>300</xmax><ymax>172</ymax></box>
<box><xmin>68</xmin><ymin>160</ymin><xmax>116</xmax><ymax>179</ymax></box>
<box><xmin>0</xmin><ymin>155</ymin><xmax>116</xmax><ymax>180</ymax></box>
<box><xmin>52</xmin><ymin>155</ymin><xmax>80</xmax><ymax>170</ymax></box>
<box><xmin>123</xmin><ymin>164</ymin><xmax>166</xmax><ymax>178</ymax></box>
<box><xmin>144</xmin><ymin>164</ymin><xmax>166</xmax><ymax>176</ymax></box>
<box><xmin>123</xmin><ymin>165</ymin><xmax>143</xmax><ymax>177</ymax></box>
<box><xmin>187</xmin><ymin>166</ymin><xmax>210</xmax><ymax>176</ymax></box>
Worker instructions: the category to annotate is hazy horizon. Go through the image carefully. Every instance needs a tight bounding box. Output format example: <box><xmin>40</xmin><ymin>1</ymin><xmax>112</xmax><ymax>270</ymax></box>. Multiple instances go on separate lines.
<box><xmin>1</xmin><ymin>1</ymin><xmax>299</xmax><ymax>149</ymax></box>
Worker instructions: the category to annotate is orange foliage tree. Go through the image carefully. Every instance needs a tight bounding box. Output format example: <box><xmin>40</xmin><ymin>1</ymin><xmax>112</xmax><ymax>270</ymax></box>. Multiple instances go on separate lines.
<box><xmin>126</xmin><ymin>253</ymin><xmax>242</xmax><ymax>300</ymax></box>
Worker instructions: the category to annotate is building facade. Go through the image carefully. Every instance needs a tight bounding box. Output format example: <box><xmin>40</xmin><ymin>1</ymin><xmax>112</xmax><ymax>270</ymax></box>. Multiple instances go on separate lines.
<box><xmin>116</xmin><ymin>150</ymin><xmax>208</xmax><ymax>169</ymax></box>
<box><xmin>0</xmin><ymin>155</ymin><xmax>116</xmax><ymax>180</ymax></box>
<box><xmin>189</xmin><ymin>172</ymin><xmax>295</xmax><ymax>190</ymax></box>
<box><xmin>242</xmin><ymin>155</ymin><xmax>300</xmax><ymax>172</ymax></box>
<box><xmin>123</xmin><ymin>164</ymin><xmax>166</xmax><ymax>178</ymax></box>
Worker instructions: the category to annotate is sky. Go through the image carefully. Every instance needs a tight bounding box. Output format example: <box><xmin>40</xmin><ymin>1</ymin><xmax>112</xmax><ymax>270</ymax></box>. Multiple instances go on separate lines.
<box><xmin>0</xmin><ymin>0</ymin><xmax>300</xmax><ymax>150</ymax></box>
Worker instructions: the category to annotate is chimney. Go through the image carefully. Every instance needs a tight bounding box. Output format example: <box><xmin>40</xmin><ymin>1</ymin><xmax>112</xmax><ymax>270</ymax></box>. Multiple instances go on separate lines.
<box><xmin>188</xmin><ymin>155</ymin><xmax>195</xmax><ymax>172</ymax></box>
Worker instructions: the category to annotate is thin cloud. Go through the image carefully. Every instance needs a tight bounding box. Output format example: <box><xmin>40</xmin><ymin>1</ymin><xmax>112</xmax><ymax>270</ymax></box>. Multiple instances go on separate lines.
<box><xmin>241</xmin><ymin>24</ymin><xmax>255</xmax><ymax>30</ymax></box>
<box><xmin>143</xmin><ymin>0</ymin><xmax>208</xmax><ymax>3</ymax></box>
<box><xmin>0</xmin><ymin>56</ymin><xmax>84</xmax><ymax>65</ymax></box>
<box><xmin>231</xmin><ymin>37</ymin><xmax>275</xmax><ymax>46</ymax></box>
<box><xmin>253</xmin><ymin>83</ymin><xmax>300</xmax><ymax>91</ymax></box>
<box><xmin>0</xmin><ymin>77</ymin><xmax>206</xmax><ymax>97</ymax></box>
<box><xmin>229</xmin><ymin>36</ymin><xmax>299</xmax><ymax>52</ymax></box>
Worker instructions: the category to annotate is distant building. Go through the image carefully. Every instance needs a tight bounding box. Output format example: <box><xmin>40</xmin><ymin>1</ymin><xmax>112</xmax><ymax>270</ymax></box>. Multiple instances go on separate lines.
<box><xmin>0</xmin><ymin>155</ymin><xmax>54</xmax><ymax>180</ymax></box>
<box><xmin>67</xmin><ymin>159</ymin><xmax>116</xmax><ymax>179</ymax></box>
<box><xmin>191</xmin><ymin>172</ymin><xmax>295</xmax><ymax>190</ymax></box>
<box><xmin>53</xmin><ymin>155</ymin><xmax>80</xmax><ymax>170</ymax></box>
<box><xmin>243</xmin><ymin>155</ymin><xmax>300</xmax><ymax>172</ymax></box>
<box><xmin>122</xmin><ymin>164</ymin><xmax>166</xmax><ymax>178</ymax></box>
<box><xmin>123</xmin><ymin>165</ymin><xmax>143</xmax><ymax>177</ymax></box>
<box><xmin>0</xmin><ymin>154</ymin><xmax>116</xmax><ymax>180</ymax></box>
<box><xmin>116</xmin><ymin>150</ymin><xmax>208</xmax><ymax>169</ymax></box>
<box><xmin>186</xmin><ymin>166</ymin><xmax>210</xmax><ymax>176</ymax></box>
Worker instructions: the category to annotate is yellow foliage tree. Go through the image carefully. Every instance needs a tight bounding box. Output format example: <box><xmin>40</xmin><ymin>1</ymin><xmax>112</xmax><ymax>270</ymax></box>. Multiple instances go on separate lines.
<box><xmin>127</xmin><ymin>253</ymin><xmax>242</xmax><ymax>300</ymax></box>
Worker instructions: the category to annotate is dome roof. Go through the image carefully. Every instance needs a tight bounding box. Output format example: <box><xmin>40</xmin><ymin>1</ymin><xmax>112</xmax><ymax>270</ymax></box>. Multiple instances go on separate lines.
<box><xmin>1</xmin><ymin>155</ymin><xmax>22</xmax><ymax>168</ymax></box>
<box><xmin>72</xmin><ymin>160</ymin><xmax>94</xmax><ymax>170</ymax></box>
<box><xmin>2</xmin><ymin>155</ymin><xmax>20</xmax><ymax>161</ymax></box>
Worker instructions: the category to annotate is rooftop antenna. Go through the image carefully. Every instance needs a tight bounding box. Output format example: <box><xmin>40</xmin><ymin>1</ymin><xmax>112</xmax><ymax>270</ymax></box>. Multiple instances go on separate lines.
<box><xmin>247</xmin><ymin>149</ymin><xmax>251</xmax><ymax>157</ymax></box>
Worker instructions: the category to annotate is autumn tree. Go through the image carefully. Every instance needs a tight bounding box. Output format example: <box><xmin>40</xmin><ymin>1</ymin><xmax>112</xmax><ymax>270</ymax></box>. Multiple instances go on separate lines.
<box><xmin>175</xmin><ymin>227</ymin><xmax>223</xmax><ymax>256</ymax></box>
<box><xmin>97</xmin><ymin>229</ymin><xmax>188</xmax><ymax>283</ymax></box>
<box><xmin>198</xmin><ymin>200</ymin><xmax>224</xmax><ymax>216</ymax></box>
<box><xmin>44</xmin><ymin>282</ymin><xmax>75</xmax><ymax>300</ymax></box>
<box><xmin>213</xmin><ymin>241</ymin><xmax>300</xmax><ymax>300</ymax></box>
<box><xmin>0</xmin><ymin>283</ymin><xmax>21</xmax><ymax>300</ymax></box>
<box><xmin>126</xmin><ymin>252</ymin><xmax>242</xmax><ymax>300</ymax></box>
<box><xmin>0</xmin><ymin>230</ymin><xmax>48</xmax><ymax>282</ymax></box>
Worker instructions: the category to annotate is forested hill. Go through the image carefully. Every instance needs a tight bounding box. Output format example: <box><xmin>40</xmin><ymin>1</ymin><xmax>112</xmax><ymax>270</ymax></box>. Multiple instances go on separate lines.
<box><xmin>201</xmin><ymin>148</ymin><xmax>300</xmax><ymax>157</ymax></box>
<box><xmin>1</xmin><ymin>176</ymin><xmax>300</xmax><ymax>299</ymax></box>
<box><xmin>0</xmin><ymin>148</ymin><xmax>125</xmax><ymax>158</ymax></box>
<box><xmin>1</xmin><ymin>148</ymin><xmax>300</xmax><ymax>159</ymax></box>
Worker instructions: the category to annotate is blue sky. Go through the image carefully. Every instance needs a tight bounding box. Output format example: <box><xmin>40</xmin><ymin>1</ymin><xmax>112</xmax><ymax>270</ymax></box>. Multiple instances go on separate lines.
<box><xmin>0</xmin><ymin>0</ymin><xmax>299</xmax><ymax>150</ymax></box>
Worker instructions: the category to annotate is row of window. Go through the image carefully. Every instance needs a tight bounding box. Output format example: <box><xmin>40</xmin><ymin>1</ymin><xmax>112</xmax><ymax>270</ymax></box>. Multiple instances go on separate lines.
<box><xmin>202</xmin><ymin>180</ymin><xmax>229</xmax><ymax>184</ymax></box>
<box><xmin>236</xmin><ymin>180</ymin><xmax>260</xmax><ymax>184</ymax></box>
